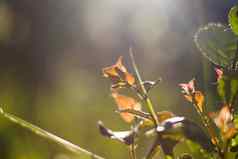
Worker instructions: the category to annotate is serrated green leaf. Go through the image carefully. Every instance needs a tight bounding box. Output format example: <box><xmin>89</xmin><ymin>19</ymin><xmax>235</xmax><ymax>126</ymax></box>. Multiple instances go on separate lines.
<box><xmin>229</xmin><ymin>5</ymin><xmax>238</xmax><ymax>36</ymax></box>
<box><xmin>194</xmin><ymin>23</ymin><xmax>238</xmax><ymax>67</ymax></box>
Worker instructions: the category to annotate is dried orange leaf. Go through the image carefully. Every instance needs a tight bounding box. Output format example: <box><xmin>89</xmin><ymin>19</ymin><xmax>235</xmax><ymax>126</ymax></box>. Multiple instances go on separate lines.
<box><xmin>223</xmin><ymin>126</ymin><xmax>237</xmax><ymax>140</ymax></box>
<box><xmin>194</xmin><ymin>91</ymin><xmax>205</xmax><ymax>112</ymax></box>
<box><xmin>209</xmin><ymin>104</ymin><xmax>236</xmax><ymax>139</ymax></box>
<box><xmin>215</xmin><ymin>105</ymin><xmax>232</xmax><ymax>129</ymax></box>
<box><xmin>211</xmin><ymin>137</ymin><xmax>219</xmax><ymax>145</ymax></box>
<box><xmin>102</xmin><ymin>56</ymin><xmax>123</xmax><ymax>77</ymax></box>
<box><xmin>102</xmin><ymin>66</ymin><xmax>118</xmax><ymax>77</ymax></box>
<box><xmin>102</xmin><ymin>56</ymin><xmax>135</xmax><ymax>87</ymax></box>
<box><xmin>125</xmin><ymin>73</ymin><xmax>135</xmax><ymax>86</ymax></box>
<box><xmin>112</xmin><ymin>91</ymin><xmax>141</xmax><ymax>123</ymax></box>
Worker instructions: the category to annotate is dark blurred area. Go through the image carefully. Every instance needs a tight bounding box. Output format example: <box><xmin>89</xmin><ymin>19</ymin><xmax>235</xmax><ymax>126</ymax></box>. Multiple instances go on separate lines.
<box><xmin>0</xmin><ymin>0</ymin><xmax>236</xmax><ymax>158</ymax></box>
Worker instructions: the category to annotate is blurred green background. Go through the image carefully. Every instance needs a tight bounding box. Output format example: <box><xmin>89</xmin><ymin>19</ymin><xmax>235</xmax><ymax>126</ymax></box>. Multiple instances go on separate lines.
<box><xmin>0</xmin><ymin>0</ymin><xmax>236</xmax><ymax>158</ymax></box>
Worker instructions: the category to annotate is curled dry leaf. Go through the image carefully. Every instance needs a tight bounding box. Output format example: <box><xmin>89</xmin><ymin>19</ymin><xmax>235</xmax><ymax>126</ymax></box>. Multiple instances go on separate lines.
<box><xmin>102</xmin><ymin>56</ymin><xmax>135</xmax><ymax>87</ymax></box>
<box><xmin>194</xmin><ymin>91</ymin><xmax>205</xmax><ymax>112</ymax></box>
<box><xmin>211</xmin><ymin>105</ymin><xmax>232</xmax><ymax>130</ymax></box>
<box><xmin>223</xmin><ymin>126</ymin><xmax>237</xmax><ymax>140</ymax></box>
<box><xmin>209</xmin><ymin>104</ymin><xmax>237</xmax><ymax>140</ymax></box>
<box><xmin>112</xmin><ymin>91</ymin><xmax>141</xmax><ymax>123</ymax></box>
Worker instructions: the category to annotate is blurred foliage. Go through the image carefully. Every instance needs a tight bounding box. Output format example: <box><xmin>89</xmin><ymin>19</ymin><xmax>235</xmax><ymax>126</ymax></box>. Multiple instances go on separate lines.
<box><xmin>229</xmin><ymin>5</ymin><xmax>238</xmax><ymax>36</ymax></box>
<box><xmin>0</xmin><ymin>0</ymin><xmax>237</xmax><ymax>159</ymax></box>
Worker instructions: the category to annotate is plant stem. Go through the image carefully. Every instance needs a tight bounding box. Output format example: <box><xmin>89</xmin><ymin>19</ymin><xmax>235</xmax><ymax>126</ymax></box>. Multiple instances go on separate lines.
<box><xmin>129</xmin><ymin>48</ymin><xmax>159</xmax><ymax>126</ymax></box>
<box><xmin>165</xmin><ymin>155</ymin><xmax>173</xmax><ymax>159</ymax></box>
<box><xmin>0</xmin><ymin>107</ymin><xmax>104</xmax><ymax>159</ymax></box>
<box><xmin>192</xmin><ymin>100</ymin><xmax>222</xmax><ymax>157</ymax></box>
<box><xmin>129</xmin><ymin>144</ymin><xmax>137</xmax><ymax>159</ymax></box>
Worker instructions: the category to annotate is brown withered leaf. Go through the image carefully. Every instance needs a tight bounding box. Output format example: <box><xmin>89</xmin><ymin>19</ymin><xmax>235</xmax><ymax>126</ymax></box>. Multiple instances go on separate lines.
<box><xmin>182</xmin><ymin>91</ymin><xmax>204</xmax><ymax>112</ymax></box>
<box><xmin>102</xmin><ymin>56</ymin><xmax>135</xmax><ymax>86</ymax></box>
<box><xmin>112</xmin><ymin>91</ymin><xmax>141</xmax><ymax>123</ymax></box>
<box><xmin>223</xmin><ymin>126</ymin><xmax>237</xmax><ymax>140</ymax></box>
<box><xmin>212</xmin><ymin>105</ymin><xmax>232</xmax><ymax>130</ymax></box>
<box><xmin>194</xmin><ymin>91</ymin><xmax>205</xmax><ymax>112</ymax></box>
<box><xmin>209</xmin><ymin>104</ymin><xmax>237</xmax><ymax>140</ymax></box>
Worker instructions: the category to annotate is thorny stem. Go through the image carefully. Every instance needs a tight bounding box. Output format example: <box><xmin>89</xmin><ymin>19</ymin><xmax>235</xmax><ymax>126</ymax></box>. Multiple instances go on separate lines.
<box><xmin>129</xmin><ymin>48</ymin><xmax>159</xmax><ymax>126</ymax></box>
<box><xmin>0</xmin><ymin>107</ymin><xmax>105</xmax><ymax>159</ymax></box>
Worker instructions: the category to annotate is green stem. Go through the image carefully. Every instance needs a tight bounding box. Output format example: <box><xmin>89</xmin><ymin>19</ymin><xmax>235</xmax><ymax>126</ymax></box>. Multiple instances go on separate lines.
<box><xmin>0</xmin><ymin>107</ymin><xmax>104</xmax><ymax>159</ymax></box>
<box><xmin>165</xmin><ymin>155</ymin><xmax>173</xmax><ymax>159</ymax></box>
<box><xmin>129</xmin><ymin>48</ymin><xmax>159</xmax><ymax>126</ymax></box>
<box><xmin>192</xmin><ymin>100</ymin><xmax>222</xmax><ymax>157</ymax></box>
<box><xmin>129</xmin><ymin>144</ymin><xmax>137</xmax><ymax>159</ymax></box>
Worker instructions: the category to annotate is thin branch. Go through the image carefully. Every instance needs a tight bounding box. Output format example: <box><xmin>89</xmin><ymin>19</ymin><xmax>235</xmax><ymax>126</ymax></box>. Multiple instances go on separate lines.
<box><xmin>129</xmin><ymin>48</ymin><xmax>159</xmax><ymax>126</ymax></box>
<box><xmin>191</xmin><ymin>99</ymin><xmax>222</xmax><ymax>157</ymax></box>
<box><xmin>116</xmin><ymin>109</ymin><xmax>151</xmax><ymax>120</ymax></box>
<box><xmin>0</xmin><ymin>107</ymin><xmax>104</xmax><ymax>159</ymax></box>
<box><xmin>129</xmin><ymin>143</ymin><xmax>137</xmax><ymax>159</ymax></box>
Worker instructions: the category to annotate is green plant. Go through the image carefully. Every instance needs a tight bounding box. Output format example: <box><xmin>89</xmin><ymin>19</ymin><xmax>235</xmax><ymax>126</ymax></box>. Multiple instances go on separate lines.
<box><xmin>0</xmin><ymin>3</ymin><xmax>238</xmax><ymax>159</ymax></box>
<box><xmin>98</xmin><ymin>4</ymin><xmax>238</xmax><ymax>159</ymax></box>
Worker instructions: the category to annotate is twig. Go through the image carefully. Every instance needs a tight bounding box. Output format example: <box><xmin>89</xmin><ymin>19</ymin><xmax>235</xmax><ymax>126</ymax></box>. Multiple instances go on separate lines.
<box><xmin>116</xmin><ymin>109</ymin><xmax>151</xmax><ymax>120</ymax></box>
<box><xmin>0</xmin><ymin>107</ymin><xmax>105</xmax><ymax>159</ymax></box>
<box><xmin>129</xmin><ymin>143</ymin><xmax>137</xmax><ymax>159</ymax></box>
<box><xmin>129</xmin><ymin>48</ymin><xmax>159</xmax><ymax>126</ymax></box>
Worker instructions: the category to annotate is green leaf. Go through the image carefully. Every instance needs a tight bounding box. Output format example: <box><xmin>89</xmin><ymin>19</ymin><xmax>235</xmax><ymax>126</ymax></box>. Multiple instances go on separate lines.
<box><xmin>194</xmin><ymin>23</ymin><xmax>238</xmax><ymax>67</ymax></box>
<box><xmin>229</xmin><ymin>5</ymin><xmax>238</xmax><ymax>36</ymax></box>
